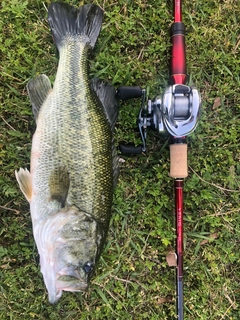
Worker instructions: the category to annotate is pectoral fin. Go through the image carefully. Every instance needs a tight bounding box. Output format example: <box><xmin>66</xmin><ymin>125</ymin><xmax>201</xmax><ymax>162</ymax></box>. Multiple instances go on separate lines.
<box><xmin>15</xmin><ymin>168</ymin><xmax>32</xmax><ymax>202</ymax></box>
<box><xmin>49</xmin><ymin>166</ymin><xmax>70</xmax><ymax>207</ymax></box>
<box><xmin>27</xmin><ymin>74</ymin><xmax>52</xmax><ymax>121</ymax></box>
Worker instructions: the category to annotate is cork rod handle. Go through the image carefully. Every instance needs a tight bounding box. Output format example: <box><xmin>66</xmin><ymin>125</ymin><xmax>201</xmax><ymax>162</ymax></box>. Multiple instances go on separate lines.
<box><xmin>169</xmin><ymin>144</ymin><xmax>188</xmax><ymax>179</ymax></box>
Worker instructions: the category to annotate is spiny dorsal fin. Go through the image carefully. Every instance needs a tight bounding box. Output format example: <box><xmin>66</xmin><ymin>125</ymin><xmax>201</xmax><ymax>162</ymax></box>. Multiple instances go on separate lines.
<box><xmin>112</xmin><ymin>144</ymin><xmax>120</xmax><ymax>188</ymax></box>
<box><xmin>15</xmin><ymin>168</ymin><xmax>32</xmax><ymax>202</ymax></box>
<box><xmin>27</xmin><ymin>74</ymin><xmax>52</xmax><ymax>121</ymax></box>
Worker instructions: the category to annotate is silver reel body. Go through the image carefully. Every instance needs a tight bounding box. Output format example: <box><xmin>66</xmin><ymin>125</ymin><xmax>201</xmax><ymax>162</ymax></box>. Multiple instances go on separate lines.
<box><xmin>138</xmin><ymin>84</ymin><xmax>201</xmax><ymax>151</ymax></box>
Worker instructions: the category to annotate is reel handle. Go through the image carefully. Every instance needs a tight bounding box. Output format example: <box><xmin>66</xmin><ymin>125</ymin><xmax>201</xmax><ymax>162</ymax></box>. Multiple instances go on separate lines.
<box><xmin>117</xmin><ymin>86</ymin><xmax>143</xmax><ymax>100</ymax></box>
<box><xmin>117</xmin><ymin>86</ymin><xmax>145</xmax><ymax>154</ymax></box>
<box><xmin>119</xmin><ymin>144</ymin><xmax>143</xmax><ymax>154</ymax></box>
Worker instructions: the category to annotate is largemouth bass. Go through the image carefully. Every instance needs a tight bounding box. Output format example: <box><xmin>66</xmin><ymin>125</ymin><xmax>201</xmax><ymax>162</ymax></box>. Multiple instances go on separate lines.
<box><xmin>15</xmin><ymin>2</ymin><xmax>119</xmax><ymax>304</ymax></box>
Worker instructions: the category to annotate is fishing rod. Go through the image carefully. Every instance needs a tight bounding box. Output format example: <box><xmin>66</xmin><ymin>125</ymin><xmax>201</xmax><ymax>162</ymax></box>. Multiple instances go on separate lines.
<box><xmin>170</xmin><ymin>1</ymin><xmax>188</xmax><ymax>318</ymax></box>
<box><xmin>116</xmin><ymin>0</ymin><xmax>201</xmax><ymax>319</ymax></box>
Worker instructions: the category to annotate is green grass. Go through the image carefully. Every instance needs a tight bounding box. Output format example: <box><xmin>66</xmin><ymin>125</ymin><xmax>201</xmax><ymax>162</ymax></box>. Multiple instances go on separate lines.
<box><xmin>0</xmin><ymin>0</ymin><xmax>239</xmax><ymax>319</ymax></box>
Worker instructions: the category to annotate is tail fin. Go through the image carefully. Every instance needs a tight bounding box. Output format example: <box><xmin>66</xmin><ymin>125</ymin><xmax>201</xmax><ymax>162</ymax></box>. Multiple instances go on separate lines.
<box><xmin>48</xmin><ymin>3</ymin><xmax>103</xmax><ymax>49</ymax></box>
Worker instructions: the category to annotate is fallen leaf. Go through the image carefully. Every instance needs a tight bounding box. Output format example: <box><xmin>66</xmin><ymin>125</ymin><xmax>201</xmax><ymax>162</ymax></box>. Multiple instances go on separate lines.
<box><xmin>166</xmin><ymin>251</ymin><xmax>177</xmax><ymax>267</ymax></box>
<box><xmin>200</xmin><ymin>232</ymin><xmax>218</xmax><ymax>245</ymax></box>
<box><xmin>157</xmin><ymin>295</ymin><xmax>173</xmax><ymax>304</ymax></box>
<box><xmin>213</xmin><ymin>97</ymin><xmax>221</xmax><ymax>109</ymax></box>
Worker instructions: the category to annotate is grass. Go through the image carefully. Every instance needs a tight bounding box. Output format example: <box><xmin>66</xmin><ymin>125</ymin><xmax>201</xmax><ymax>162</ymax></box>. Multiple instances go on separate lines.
<box><xmin>0</xmin><ymin>0</ymin><xmax>239</xmax><ymax>319</ymax></box>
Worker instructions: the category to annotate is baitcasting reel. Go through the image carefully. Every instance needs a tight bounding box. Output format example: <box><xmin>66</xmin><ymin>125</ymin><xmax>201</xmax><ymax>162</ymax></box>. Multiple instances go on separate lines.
<box><xmin>116</xmin><ymin>84</ymin><xmax>201</xmax><ymax>153</ymax></box>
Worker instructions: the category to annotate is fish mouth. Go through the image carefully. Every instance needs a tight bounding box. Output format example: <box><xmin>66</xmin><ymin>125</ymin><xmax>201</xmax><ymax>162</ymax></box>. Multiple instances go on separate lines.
<box><xmin>56</xmin><ymin>276</ymin><xmax>89</xmax><ymax>292</ymax></box>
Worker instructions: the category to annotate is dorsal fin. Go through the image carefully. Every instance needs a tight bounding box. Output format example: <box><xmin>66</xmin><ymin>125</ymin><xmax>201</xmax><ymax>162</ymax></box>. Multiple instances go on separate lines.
<box><xmin>27</xmin><ymin>74</ymin><xmax>52</xmax><ymax>121</ymax></box>
<box><xmin>91</xmin><ymin>78</ymin><xmax>119</xmax><ymax>131</ymax></box>
<box><xmin>112</xmin><ymin>145</ymin><xmax>120</xmax><ymax>188</ymax></box>
<box><xmin>91</xmin><ymin>78</ymin><xmax>120</xmax><ymax>187</ymax></box>
<box><xmin>15</xmin><ymin>168</ymin><xmax>32</xmax><ymax>202</ymax></box>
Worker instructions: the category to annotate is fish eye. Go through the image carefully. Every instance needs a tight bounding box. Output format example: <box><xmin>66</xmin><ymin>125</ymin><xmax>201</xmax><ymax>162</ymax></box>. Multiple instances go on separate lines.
<box><xmin>83</xmin><ymin>262</ymin><xmax>94</xmax><ymax>274</ymax></box>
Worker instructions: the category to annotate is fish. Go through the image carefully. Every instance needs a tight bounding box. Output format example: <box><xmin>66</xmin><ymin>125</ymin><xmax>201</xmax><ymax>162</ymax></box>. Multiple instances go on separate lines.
<box><xmin>15</xmin><ymin>2</ymin><xmax>119</xmax><ymax>304</ymax></box>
